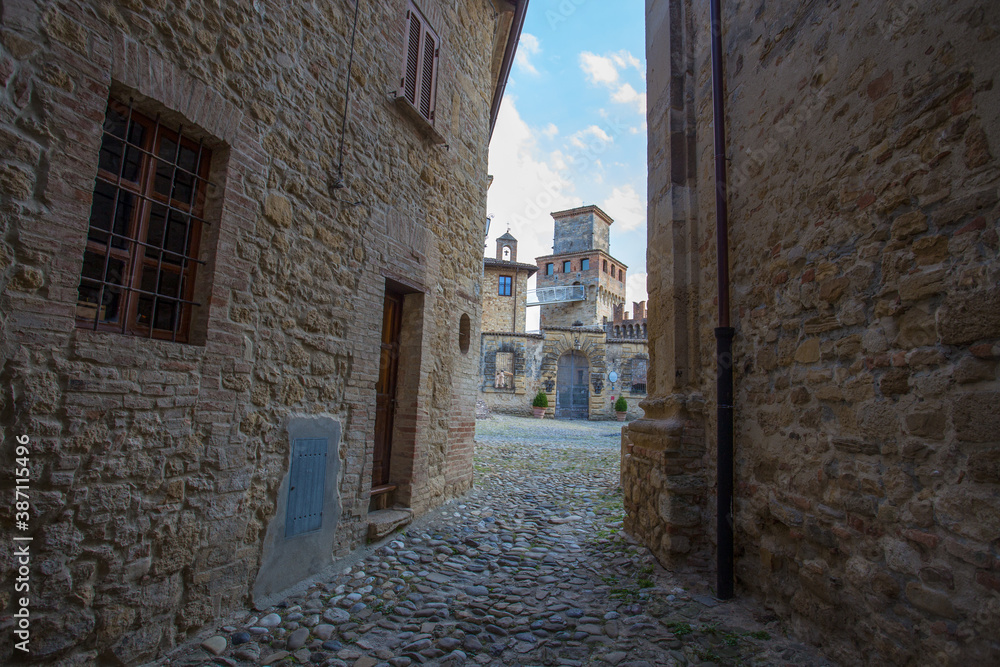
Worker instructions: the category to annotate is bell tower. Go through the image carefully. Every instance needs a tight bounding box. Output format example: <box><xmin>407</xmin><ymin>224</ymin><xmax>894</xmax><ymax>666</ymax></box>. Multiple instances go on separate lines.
<box><xmin>496</xmin><ymin>230</ymin><xmax>517</xmax><ymax>262</ymax></box>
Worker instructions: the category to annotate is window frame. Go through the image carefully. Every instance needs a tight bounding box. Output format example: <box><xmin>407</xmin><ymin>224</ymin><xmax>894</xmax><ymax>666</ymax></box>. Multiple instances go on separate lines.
<box><xmin>498</xmin><ymin>275</ymin><xmax>512</xmax><ymax>296</ymax></box>
<box><xmin>630</xmin><ymin>357</ymin><xmax>648</xmax><ymax>394</ymax></box>
<box><xmin>546</xmin><ymin>262</ymin><xmax>554</xmax><ymax>275</ymax></box>
<box><xmin>563</xmin><ymin>260</ymin><xmax>571</xmax><ymax>273</ymax></box>
<box><xmin>76</xmin><ymin>99</ymin><xmax>213</xmax><ymax>343</ymax></box>
<box><xmin>493</xmin><ymin>351</ymin><xmax>515</xmax><ymax>390</ymax></box>
<box><xmin>399</xmin><ymin>1</ymin><xmax>441</xmax><ymax>126</ymax></box>
<box><xmin>581</xmin><ymin>258</ymin><xmax>590</xmax><ymax>271</ymax></box>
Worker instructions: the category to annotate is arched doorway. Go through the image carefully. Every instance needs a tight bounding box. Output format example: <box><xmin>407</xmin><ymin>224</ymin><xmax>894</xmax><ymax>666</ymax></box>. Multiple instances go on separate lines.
<box><xmin>556</xmin><ymin>350</ymin><xmax>589</xmax><ymax>419</ymax></box>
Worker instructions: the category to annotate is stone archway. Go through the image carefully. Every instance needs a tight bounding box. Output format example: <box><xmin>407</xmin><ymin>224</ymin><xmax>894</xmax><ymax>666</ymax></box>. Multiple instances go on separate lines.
<box><xmin>556</xmin><ymin>350</ymin><xmax>589</xmax><ymax>419</ymax></box>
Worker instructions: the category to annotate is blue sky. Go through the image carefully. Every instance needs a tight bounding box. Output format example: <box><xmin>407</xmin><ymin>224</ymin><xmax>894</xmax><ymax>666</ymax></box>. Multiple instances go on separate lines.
<box><xmin>487</xmin><ymin>1</ymin><xmax>648</xmax><ymax>330</ymax></box>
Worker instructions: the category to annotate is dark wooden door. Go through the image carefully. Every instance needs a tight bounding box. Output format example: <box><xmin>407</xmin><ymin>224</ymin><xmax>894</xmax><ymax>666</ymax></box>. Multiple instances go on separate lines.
<box><xmin>373</xmin><ymin>291</ymin><xmax>403</xmax><ymax>488</ymax></box>
<box><xmin>556</xmin><ymin>351</ymin><xmax>589</xmax><ymax>419</ymax></box>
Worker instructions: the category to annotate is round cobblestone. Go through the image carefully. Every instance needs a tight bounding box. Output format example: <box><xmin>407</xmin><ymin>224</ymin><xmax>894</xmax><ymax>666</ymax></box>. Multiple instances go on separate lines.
<box><xmin>154</xmin><ymin>416</ymin><xmax>833</xmax><ymax>666</ymax></box>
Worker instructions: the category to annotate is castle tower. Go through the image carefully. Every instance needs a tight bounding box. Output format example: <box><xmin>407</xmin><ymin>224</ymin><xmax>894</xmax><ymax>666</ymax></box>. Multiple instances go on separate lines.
<box><xmin>534</xmin><ymin>205</ymin><xmax>627</xmax><ymax>329</ymax></box>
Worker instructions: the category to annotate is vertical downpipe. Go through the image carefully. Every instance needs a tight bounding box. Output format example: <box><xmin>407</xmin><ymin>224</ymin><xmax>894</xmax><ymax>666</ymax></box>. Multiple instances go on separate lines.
<box><xmin>710</xmin><ymin>0</ymin><xmax>735</xmax><ymax>600</ymax></box>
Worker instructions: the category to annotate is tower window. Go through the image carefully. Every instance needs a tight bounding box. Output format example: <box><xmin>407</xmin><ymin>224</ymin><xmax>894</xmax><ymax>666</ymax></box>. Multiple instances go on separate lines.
<box><xmin>581</xmin><ymin>258</ymin><xmax>590</xmax><ymax>271</ymax></box>
<box><xmin>563</xmin><ymin>260</ymin><xmax>571</xmax><ymax>272</ymax></box>
<box><xmin>546</xmin><ymin>263</ymin><xmax>554</xmax><ymax>275</ymax></box>
<box><xmin>498</xmin><ymin>275</ymin><xmax>512</xmax><ymax>296</ymax></box>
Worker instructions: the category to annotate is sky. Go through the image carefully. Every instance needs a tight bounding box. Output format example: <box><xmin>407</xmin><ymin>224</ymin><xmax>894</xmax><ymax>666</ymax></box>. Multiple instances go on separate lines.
<box><xmin>486</xmin><ymin>0</ymin><xmax>648</xmax><ymax>331</ymax></box>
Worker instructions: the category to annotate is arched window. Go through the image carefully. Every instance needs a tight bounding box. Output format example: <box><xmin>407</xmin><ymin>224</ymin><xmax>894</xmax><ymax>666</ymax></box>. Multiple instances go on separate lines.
<box><xmin>502</xmin><ymin>245</ymin><xmax>511</xmax><ymax>261</ymax></box>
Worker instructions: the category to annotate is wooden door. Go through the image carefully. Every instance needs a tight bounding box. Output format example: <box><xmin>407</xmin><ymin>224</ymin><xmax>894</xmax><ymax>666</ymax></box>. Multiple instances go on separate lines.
<box><xmin>556</xmin><ymin>351</ymin><xmax>590</xmax><ymax>419</ymax></box>
<box><xmin>373</xmin><ymin>291</ymin><xmax>403</xmax><ymax>488</ymax></box>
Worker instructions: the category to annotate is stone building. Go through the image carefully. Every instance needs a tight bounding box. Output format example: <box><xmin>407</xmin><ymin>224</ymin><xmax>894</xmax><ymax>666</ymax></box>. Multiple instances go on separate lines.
<box><xmin>479</xmin><ymin>213</ymin><xmax>648</xmax><ymax>419</ymax></box>
<box><xmin>0</xmin><ymin>0</ymin><xmax>527</xmax><ymax>663</ymax></box>
<box><xmin>479</xmin><ymin>230</ymin><xmax>544</xmax><ymax>414</ymax></box>
<box><xmin>626</xmin><ymin>1</ymin><xmax>999</xmax><ymax>665</ymax></box>
<box><xmin>535</xmin><ymin>205</ymin><xmax>627</xmax><ymax>329</ymax></box>
<box><xmin>481</xmin><ymin>231</ymin><xmax>537</xmax><ymax>334</ymax></box>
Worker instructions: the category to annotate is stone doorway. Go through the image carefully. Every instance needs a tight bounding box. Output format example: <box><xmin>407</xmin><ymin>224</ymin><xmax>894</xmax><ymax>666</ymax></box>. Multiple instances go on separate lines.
<box><xmin>556</xmin><ymin>350</ymin><xmax>589</xmax><ymax>419</ymax></box>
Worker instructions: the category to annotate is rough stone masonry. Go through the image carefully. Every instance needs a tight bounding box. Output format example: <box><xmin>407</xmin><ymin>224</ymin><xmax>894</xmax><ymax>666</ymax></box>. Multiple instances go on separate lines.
<box><xmin>628</xmin><ymin>1</ymin><xmax>999</xmax><ymax>665</ymax></box>
<box><xmin>0</xmin><ymin>0</ymin><xmax>520</xmax><ymax>663</ymax></box>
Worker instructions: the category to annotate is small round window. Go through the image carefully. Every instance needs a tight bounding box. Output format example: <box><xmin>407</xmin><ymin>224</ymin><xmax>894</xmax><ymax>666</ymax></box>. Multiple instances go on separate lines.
<box><xmin>459</xmin><ymin>314</ymin><xmax>471</xmax><ymax>354</ymax></box>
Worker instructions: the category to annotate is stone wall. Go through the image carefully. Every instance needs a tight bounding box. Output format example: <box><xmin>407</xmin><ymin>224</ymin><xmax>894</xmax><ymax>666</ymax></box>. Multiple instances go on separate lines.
<box><xmin>481</xmin><ymin>262</ymin><xmax>532</xmax><ymax>333</ymax></box>
<box><xmin>629</xmin><ymin>0</ymin><xmax>1000</xmax><ymax>664</ymax></box>
<box><xmin>552</xmin><ymin>205</ymin><xmax>612</xmax><ymax>254</ymax></box>
<box><xmin>479</xmin><ymin>333</ymin><xmax>545</xmax><ymax>416</ymax></box>
<box><xmin>0</xmin><ymin>0</ymin><xmax>506</xmax><ymax>663</ymax></box>
<box><xmin>605</xmin><ymin>340</ymin><xmax>647</xmax><ymax>418</ymax></box>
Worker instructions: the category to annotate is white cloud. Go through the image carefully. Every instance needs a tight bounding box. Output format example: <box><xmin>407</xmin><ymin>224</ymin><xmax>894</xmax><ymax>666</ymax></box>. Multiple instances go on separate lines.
<box><xmin>611</xmin><ymin>51</ymin><xmax>642</xmax><ymax>72</ymax></box>
<box><xmin>602</xmin><ymin>184</ymin><xmax>645</xmax><ymax>232</ymax></box>
<box><xmin>542</xmin><ymin>123</ymin><xmax>559</xmax><ymax>138</ymax></box>
<box><xmin>626</xmin><ymin>272</ymin><xmax>649</xmax><ymax>308</ymax></box>
<box><xmin>515</xmin><ymin>33</ymin><xmax>541</xmax><ymax>75</ymax></box>
<box><xmin>579</xmin><ymin>50</ymin><xmax>646</xmax><ymax>116</ymax></box>
<box><xmin>488</xmin><ymin>97</ymin><xmax>581</xmax><ymax>265</ymax></box>
<box><xmin>612</xmin><ymin>82</ymin><xmax>646</xmax><ymax>115</ymax></box>
<box><xmin>579</xmin><ymin>52</ymin><xmax>620</xmax><ymax>86</ymax></box>
<box><xmin>569</xmin><ymin>125</ymin><xmax>613</xmax><ymax>149</ymax></box>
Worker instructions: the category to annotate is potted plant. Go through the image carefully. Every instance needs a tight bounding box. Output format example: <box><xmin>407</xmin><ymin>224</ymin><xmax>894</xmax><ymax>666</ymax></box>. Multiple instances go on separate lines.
<box><xmin>614</xmin><ymin>396</ymin><xmax>628</xmax><ymax>421</ymax></box>
<box><xmin>532</xmin><ymin>391</ymin><xmax>548</xmax><ymax>418</ymax></box>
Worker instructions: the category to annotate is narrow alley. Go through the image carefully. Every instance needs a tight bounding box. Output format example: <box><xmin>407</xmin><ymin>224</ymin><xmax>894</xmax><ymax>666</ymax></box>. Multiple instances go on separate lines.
<box><xmin>156</xmin><ymin>416</ymin><xmax>832</xmax><ymax>667</ymax></box>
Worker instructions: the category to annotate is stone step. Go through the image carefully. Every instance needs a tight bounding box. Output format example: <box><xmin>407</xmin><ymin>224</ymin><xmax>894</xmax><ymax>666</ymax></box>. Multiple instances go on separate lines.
<box><xmin>367</xmin><ymin>508</ymin><xmax>413</xmax><ymax>542</ymax></box>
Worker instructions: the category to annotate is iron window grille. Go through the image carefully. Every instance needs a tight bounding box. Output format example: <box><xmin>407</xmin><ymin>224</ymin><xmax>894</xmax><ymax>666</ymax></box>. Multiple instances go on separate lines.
<box><xmin>498</xmin><ymin>275</ymin><xmax>512</xmax><ymax>296</ymax></box>
<box><xmin>493</xmin><ymin>351</ymin><xmax>514</xmax><ymax>390</ymax></box>
<box><xmin>631</xmin><ymin>357</ymin><xmax>648</xmax><ymax>394</ymax></box>
<box><xmin>399</xmin><ymin>1</ymin><xmax>440</xmax><ymax>124</ymax></box>
<box><xmin>76</xmin><ymin>99</ymin><xmax>213</xmax><ymax>343</ymax></box>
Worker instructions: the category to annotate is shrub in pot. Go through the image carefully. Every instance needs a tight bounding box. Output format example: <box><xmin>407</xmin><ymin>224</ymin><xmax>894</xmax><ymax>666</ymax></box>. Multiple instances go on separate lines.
<box><xmin>614</xmin><ymin>396</ymin><xmax>628</xmax><ymax>421</ymax></box>
<box><xmin>532</xmin><ymin>391</ymin><xmax>548</xmax><ymax>418</ymax></box>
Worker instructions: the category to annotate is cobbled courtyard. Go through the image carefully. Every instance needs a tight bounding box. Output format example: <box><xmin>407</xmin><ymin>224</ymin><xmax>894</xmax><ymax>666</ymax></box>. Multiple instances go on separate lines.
<box><xmin>156</xmin><ymin>416</ymin><xmax>832</xmax><ymax>667</ymax></box>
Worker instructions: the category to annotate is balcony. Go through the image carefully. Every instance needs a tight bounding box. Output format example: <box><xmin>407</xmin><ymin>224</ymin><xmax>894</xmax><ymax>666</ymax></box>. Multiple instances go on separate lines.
<box><xmin>526</xmin><ymin>284</ymin><xmax>587</xmax><ymax>306</ymax></box>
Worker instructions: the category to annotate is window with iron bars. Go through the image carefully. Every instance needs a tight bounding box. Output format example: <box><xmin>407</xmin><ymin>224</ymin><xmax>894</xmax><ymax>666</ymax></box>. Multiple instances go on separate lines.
<box><xmin>76</xmin><ymin>99</ymin><xmax>213</xmax><ymax>343</ymax></box>
<box><xmin>493</xmin><ymin>351</ymin><xmax>515</xmax><ymax>390</ymax></box>
<box><xmin>630</xmin><ymin>357</ymin><xmax>648</xmax><ymax>394</ymax></box>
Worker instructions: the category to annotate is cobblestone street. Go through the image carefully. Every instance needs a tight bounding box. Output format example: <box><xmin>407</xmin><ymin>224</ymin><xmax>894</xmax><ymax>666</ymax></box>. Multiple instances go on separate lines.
<box><xmin>158</xmin><ymin>416</ymin><xmax>832</xmax><ymax>667</ymax></box>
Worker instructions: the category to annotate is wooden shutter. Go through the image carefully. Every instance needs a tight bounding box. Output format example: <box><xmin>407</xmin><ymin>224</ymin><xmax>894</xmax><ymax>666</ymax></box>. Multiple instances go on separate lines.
<box><xmin>419</xmin><ymin>29</ymin><xmax>437</xmax><ymax>120</ymax></box>
<box><xmin>285</xmin><ymin>438</ymin><xmax>327</xmax><ymax>537</ymax></box>
<box><xmin>400</xmin><ymin>2</ymin><xmax>440</xmax><ymax>124</ymax></box>
<box><xmin>402</xmin><ymin>9</ymin><xmax>422</xmax><ymax>106</ymax></box>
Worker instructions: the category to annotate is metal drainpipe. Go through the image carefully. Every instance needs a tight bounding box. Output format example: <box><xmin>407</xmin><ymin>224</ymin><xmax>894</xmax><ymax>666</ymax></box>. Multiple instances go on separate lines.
<box><xmin>710</xmin><ymin>0</ymin><xmax>735</xmax><ymax>601</ymax></box>
<box><xmin>512</xmin><ymin>267</ymin><xmax>518</xmax><ymax>332</ymax></box>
